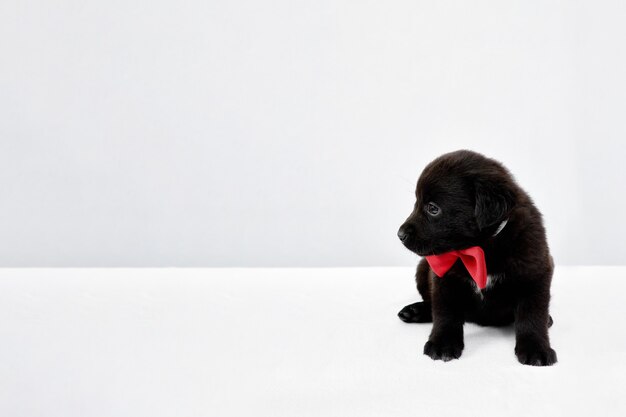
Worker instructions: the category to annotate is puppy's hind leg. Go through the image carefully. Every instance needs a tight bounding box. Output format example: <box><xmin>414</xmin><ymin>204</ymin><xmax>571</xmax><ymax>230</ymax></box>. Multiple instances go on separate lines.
<box><xmin>398</xmin><ymin>258</ymin><xmax>433</xmax><ymax>323</ymax></box>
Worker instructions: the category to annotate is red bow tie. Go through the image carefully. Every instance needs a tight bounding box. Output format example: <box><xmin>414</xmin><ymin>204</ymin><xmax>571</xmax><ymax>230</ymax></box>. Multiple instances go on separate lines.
<box><xmin>425</xmin><ymin>246</ymin><xmax>488</xmax><ymax>289</ymax></box>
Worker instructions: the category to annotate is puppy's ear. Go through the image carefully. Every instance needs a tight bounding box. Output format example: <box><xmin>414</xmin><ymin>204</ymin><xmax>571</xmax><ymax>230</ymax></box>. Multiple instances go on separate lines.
<box><xmin>474</xmin><ymin>180</ymin><xmax>514</xmax><ymax>230</ymax></box>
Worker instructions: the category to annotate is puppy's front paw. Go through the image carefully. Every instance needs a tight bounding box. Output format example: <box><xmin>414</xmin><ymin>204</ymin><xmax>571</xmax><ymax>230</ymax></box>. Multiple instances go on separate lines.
<box><xmin>515</xmin><ymin>342</ymin><xmax>557</xmax><ymax>366</ymax></box>
<box><xmin>398</xmin><ymin>302</ymin><xmax>432</xmax><ymax>323</ymax></box>
<box><xmin>423</xmin><ymin>338</ymin><xmax>464</xmax><ymax>362</ymax></box>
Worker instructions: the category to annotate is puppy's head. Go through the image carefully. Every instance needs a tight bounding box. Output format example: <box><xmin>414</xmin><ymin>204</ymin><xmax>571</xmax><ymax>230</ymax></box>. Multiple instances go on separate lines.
<box><xmin>398</xmin><ymin>150</ymin><xmax>516</xmax><ymax>256</ymax></box>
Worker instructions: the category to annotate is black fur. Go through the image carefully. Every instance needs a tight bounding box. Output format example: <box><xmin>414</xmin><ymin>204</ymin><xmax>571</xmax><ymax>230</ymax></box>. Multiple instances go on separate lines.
<box><xmin>398</xmin><ymin>150</ymin><xmax>556</xmax><ymax>366</ymax></box>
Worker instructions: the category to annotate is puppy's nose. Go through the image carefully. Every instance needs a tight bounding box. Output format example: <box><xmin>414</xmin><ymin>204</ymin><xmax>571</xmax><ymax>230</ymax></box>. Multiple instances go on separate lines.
<box><xmin>397</xmin><ymin>224</ymin><xmax>414</xmax><ymax>242</ymax></box>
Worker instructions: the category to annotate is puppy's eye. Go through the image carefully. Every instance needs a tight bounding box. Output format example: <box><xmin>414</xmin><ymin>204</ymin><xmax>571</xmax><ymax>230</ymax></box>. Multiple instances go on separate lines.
<box><xmin>425</xmin><ymin>202</ymin><xmax>441</xmax><ymax>217</ymax></box>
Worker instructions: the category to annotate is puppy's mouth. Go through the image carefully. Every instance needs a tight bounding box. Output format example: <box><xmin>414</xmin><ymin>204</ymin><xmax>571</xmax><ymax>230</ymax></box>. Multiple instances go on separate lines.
<box><xmin>416</xmin><ymin>248</ymin><xmax>446</xmax><ymax>257</ymax></box>
<box><xmin>412</xmin><ymin>243</ymin><xmax>458</xmax><ymax>257</ymax></box>
<box><xmin>404</xmin><ymin>242</ymin><xmax>440</xmax><ymax>257</ymax></box>
<box><xmin>416</xmin><ymin>243</ymin><xmax>480</xmax><ymax>257</ymax></box>
<box><xmin>401</xmin><ymin>235</ymin><xmax>459</xmax><ymax>257</ymax></box>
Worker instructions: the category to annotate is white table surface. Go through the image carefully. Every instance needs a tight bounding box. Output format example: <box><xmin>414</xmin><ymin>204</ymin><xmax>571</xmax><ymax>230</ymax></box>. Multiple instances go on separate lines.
<box><xmin>0</xmin><ymin>267</ymin><xmax>624</xmax><ymax>417</ymax></box>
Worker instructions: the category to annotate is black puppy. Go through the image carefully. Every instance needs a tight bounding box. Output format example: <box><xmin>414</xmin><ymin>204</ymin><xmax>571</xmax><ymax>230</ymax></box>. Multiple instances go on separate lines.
<box><xmin>397</xmin><ymin>150</ymin><xmax>557</xmax><ymax>366</ymax></box>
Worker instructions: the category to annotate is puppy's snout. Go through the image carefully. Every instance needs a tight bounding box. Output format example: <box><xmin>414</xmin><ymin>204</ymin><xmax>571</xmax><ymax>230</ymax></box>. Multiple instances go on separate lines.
<box><xmin>397</xmin><ymin>223</ymin><xmax>415</xmax><ymax>242</ymax></box>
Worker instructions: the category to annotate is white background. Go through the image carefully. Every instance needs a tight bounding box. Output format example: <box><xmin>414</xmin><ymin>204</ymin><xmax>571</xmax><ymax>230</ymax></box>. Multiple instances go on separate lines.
<box><xmin>1</xmin><ymin>0</ymin><xmax>625</xmax><ymax>267</ymax></box>
<box><xmin>1</xmin><ymin>4</ymin><xmax>625</xmax><ymax>416</ymax></box>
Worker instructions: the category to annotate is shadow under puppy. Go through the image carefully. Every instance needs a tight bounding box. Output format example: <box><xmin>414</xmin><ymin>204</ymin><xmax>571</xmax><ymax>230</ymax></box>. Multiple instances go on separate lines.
<box><xmin>398</xmin><ymin>150</ymin><xmax>557</xmax><ymax>366</ymax></box>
